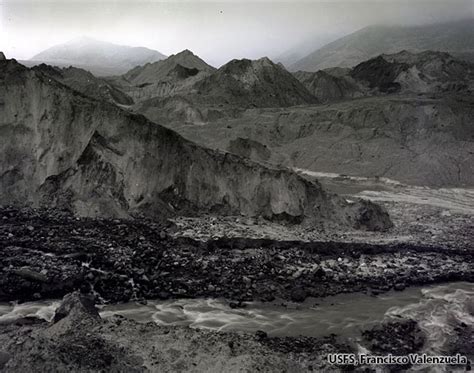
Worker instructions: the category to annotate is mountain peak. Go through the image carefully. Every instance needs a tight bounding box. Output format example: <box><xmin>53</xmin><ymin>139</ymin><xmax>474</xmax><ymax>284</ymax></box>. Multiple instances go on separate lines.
<box><xmin>30</xmin><ymin>38</ymin><xmax>167</xmax><ymax>76</ymax></box>
<box><xmin>256</xmin><ymin>56</ymin><xmax>274</xmax><ymax>64</ymax></box>
<box><xmin>0</xmin><ymin>52</ymin><xmax>5</xmax><ymax>61</ymax></box>
<box><xmin>122</xmin><ymin>49</ymin><xmax>214</xmax><ymax>85</ymax></box>
<box><xmin>174</xmin><ymin>49</ymin><xmax>195</xmax><ymax>57</ymax></box>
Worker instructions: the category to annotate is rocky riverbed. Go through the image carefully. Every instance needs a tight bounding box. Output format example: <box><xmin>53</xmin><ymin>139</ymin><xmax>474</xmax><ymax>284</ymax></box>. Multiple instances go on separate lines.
<box><xmin>1</xmin><ymin>206</ymin><xmax>473</xmax><ymax>305</ymax></box>
<box><xmin>1</xmin><ymin>290</ymin><xmax>472</xmax><ymax>372</ymax></box>
<box><xmin>1</xmin><ymin>206</ymin><xmax>473</xmax><ymax>372</ymax></box>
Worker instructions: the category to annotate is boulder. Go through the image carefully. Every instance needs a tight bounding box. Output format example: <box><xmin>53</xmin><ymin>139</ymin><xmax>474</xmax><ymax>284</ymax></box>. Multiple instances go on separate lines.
<box><xmin>12</xmin><ymin>267</ymin><xmax>48</xmax><ymax>283</ymax></box>
<box><xmin>290</xmin><ymin>287</ymin><xmax>307</xmax><ymax>302</ymax></box>
<box><xmin>0</xmin><ymin>350</ymin><xmax>11</xmax><ymax>369</ymax></box>
<box><xmin>53</xmin><ymin>292</ymin><xmax>99</xmax><ymax>323</ymax></box>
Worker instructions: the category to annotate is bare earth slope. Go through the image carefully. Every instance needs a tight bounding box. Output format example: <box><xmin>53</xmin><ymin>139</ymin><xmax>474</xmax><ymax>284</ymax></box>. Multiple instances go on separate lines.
<box><xmin>158</xmin><ymin>52</ymin><xmax>474</xmax><ymax>187</ymax></box>
<box><xmin>128</xmin><ymin>55</ymin><xmax>318</xmax><ymax>124</ymax></box>
<box><xmin>32</xmin><ymin>64</ymin><xmax>134</xmax><ymax>105</ymax></box>
<box><xmin>111</xmin><ymin>50</ymin><xmax>216</xmax><ymax>104</ymax></box>
<box><xmin>291</xmin><ymin>20</ymin><xmax>474</xmax><ymax>72</ymax></box>
<box><xmin>0</xmin><ymin>57</ymin><xmax>390</xmax><ymax>229</ymax></box>
<box><xmin>165</xmin><ymin>94</ymin><xmax>474</xmax><ymax>187</ymax></box>
<box><xmin>294</xmin><ymin>51</ymin><xmax>474</xmax><ymax>102</ymax></box>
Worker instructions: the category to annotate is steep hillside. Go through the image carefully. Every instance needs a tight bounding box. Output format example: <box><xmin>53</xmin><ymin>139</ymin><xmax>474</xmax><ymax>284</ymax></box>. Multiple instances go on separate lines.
<box><xmin>291</xmin><ymin>20</ymin><xmax>474</xmax><ymax>72</ymax></box>
<box><xmin>166</xmin><ymin>95</ymin><xmax>474</xmax><ymax>187</ymax></box>
<box><xmin>111</xmin><ymin>50</ymin><xmax>215</xmax><ymax>103</ymax></box>
<box><xmin>0</xmin><ymin>57</ymin><xmax>391</xmax><ymax>229</ymax></box>
<box><xmin>293</xmin><ymin>70</ymin><xmax>363</xmax><ymax>102</ymax></box>
<box><xmin>194</xmin><ymin>57</ymin><xmax>317</xmax><ymax>108</ymax></box>
<box><xmin>123</xmin><ymin>49</ymin><xmax>214</xmax><ymax>85</ymax></box>
<box><xmin>28</xmin><ymin>37</ymin><xmax>167</xmax><ymax>76</ymax></box>
<box><xmin>32</xmin><ymin>64</ymin><xmax>133</xmax><ymax>105</ymax></box>
<box><xmin>129</xmin><ymin>55</ymin><xmax>317</xmax><ymax>124</ymax></box>
<box><xmin>294</xmin><ymin>51</ymin><xmax>474</xmax><ymax>102</ymax></box>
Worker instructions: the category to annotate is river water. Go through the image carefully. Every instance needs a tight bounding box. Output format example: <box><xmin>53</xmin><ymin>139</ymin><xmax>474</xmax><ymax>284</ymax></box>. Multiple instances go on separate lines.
<box><xmin>1</xmin><ymin>283</ymin><xmax>472</xmax><ymax>345</ymax></box>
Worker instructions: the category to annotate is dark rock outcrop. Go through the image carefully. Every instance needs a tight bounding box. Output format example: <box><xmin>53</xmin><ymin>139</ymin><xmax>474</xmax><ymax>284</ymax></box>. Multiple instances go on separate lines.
<box><xmin>351</xmin><ymin>55</ymin><xmax>408</xmax><ymax>93</ymax></box>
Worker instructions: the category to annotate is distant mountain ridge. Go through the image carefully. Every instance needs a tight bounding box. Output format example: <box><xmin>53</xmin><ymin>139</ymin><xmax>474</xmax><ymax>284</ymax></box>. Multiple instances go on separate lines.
<box><xmin>123</xmin><ymin>53</ymin><xmax>317</xmax><ymax>124</ymax></box>
<box><xmin>291</xmin><ymin>19</ymin><xmax>474</xmax><ymax>72</ymax></box>
<box><xmin>27</xmin><ymin>37</ymin><xmax>167</xmax><ymax>76</ymax></box>
<box><xmin>294</xmin><ymin>50</ymin><xmax>474</xmax><ymax>102</ymax></box>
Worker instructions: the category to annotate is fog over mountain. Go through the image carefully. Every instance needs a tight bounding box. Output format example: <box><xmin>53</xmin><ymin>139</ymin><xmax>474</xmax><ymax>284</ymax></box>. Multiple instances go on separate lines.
<box><xmin>290</xmin><ymin>19</ymin><xmax>474</xmax><ymax>72</ymax></box>
<box><xmin>1</xmin><ymin>0</ymin><xmax>473</xmax><ymax>67</ymax></box>
<box><xmin>26</xmin><ymin>37</ymin><xmax>167</xmax><ymax>76</ymax></box>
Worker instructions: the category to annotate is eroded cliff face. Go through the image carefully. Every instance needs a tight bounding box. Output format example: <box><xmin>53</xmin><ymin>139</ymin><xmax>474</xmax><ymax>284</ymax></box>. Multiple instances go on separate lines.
<box><xmin>0</xmin><ymin>58</ymin><xmax>391</xmax><ymax>230</ymax></box>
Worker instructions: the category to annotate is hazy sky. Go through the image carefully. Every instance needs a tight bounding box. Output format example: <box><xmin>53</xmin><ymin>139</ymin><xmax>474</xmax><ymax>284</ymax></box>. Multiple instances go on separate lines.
<box><xmin>1</xmin><ymin>0</ymin><xmax>473</xmax><ymax>66</ymax></box>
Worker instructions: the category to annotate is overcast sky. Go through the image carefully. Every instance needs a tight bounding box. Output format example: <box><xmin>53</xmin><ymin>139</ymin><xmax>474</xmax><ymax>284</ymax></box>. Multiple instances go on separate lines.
<box><xmin>1</xmin><ymin>0</ymin><xmax>473</xmax><ymax>66</ymax></box>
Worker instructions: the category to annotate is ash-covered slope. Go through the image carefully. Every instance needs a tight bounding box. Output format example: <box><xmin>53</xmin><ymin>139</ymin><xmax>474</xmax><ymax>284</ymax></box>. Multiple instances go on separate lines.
<box><xmin>194</xmin><ymin>57</ymin><xmax>317</xmax><ymax>108</ymax></box>
<box><xmin>294</xmin><ymin>51</ymin><xmax>474</xmax><ymax>102</ymax></box>
<box><xmin>291</xmin><ymin>20</ymin><xmax>474</xmax><ymax>72</ymax></box>
<box><xmin>293</xmin><ymin>69</ymin><xmax>363</xmax><ymax>103</ymax></box>
<box><xmin>130</xmin><ymin>55</ymin><xmax>317</xmax><ymax>124</ymax></box>
<box><xmin>170</xmin><ymin>95</ymin><xmax>474</xmax><ymax>187</ymax></box>
<box><xmin>32</xmin><ymin>64</ymin><xmax>133</xmax><ymax>105</ymax></box>
<box><xmin>112</xmin><ymin>50</ymin><xmax>215</xmax><ymax>103</ymax></box>
<box><xmin>379</xmin><ymin>50</ymin><xmax>474</xmax><ymax>93</ymax></box>
<box><xmin>123</xmin><ymin>49</ymin><xmax>215</xmax><ymax>85</ymax></box>
<box><xmin>0</xmin><ymin>57</ymin><xmax>390</xmax><ymax>229</ymax></box>
<box><xmin>29</xmin><ymin>37</ymin><xmax>167</xmax><ymax>76</ymax></box>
